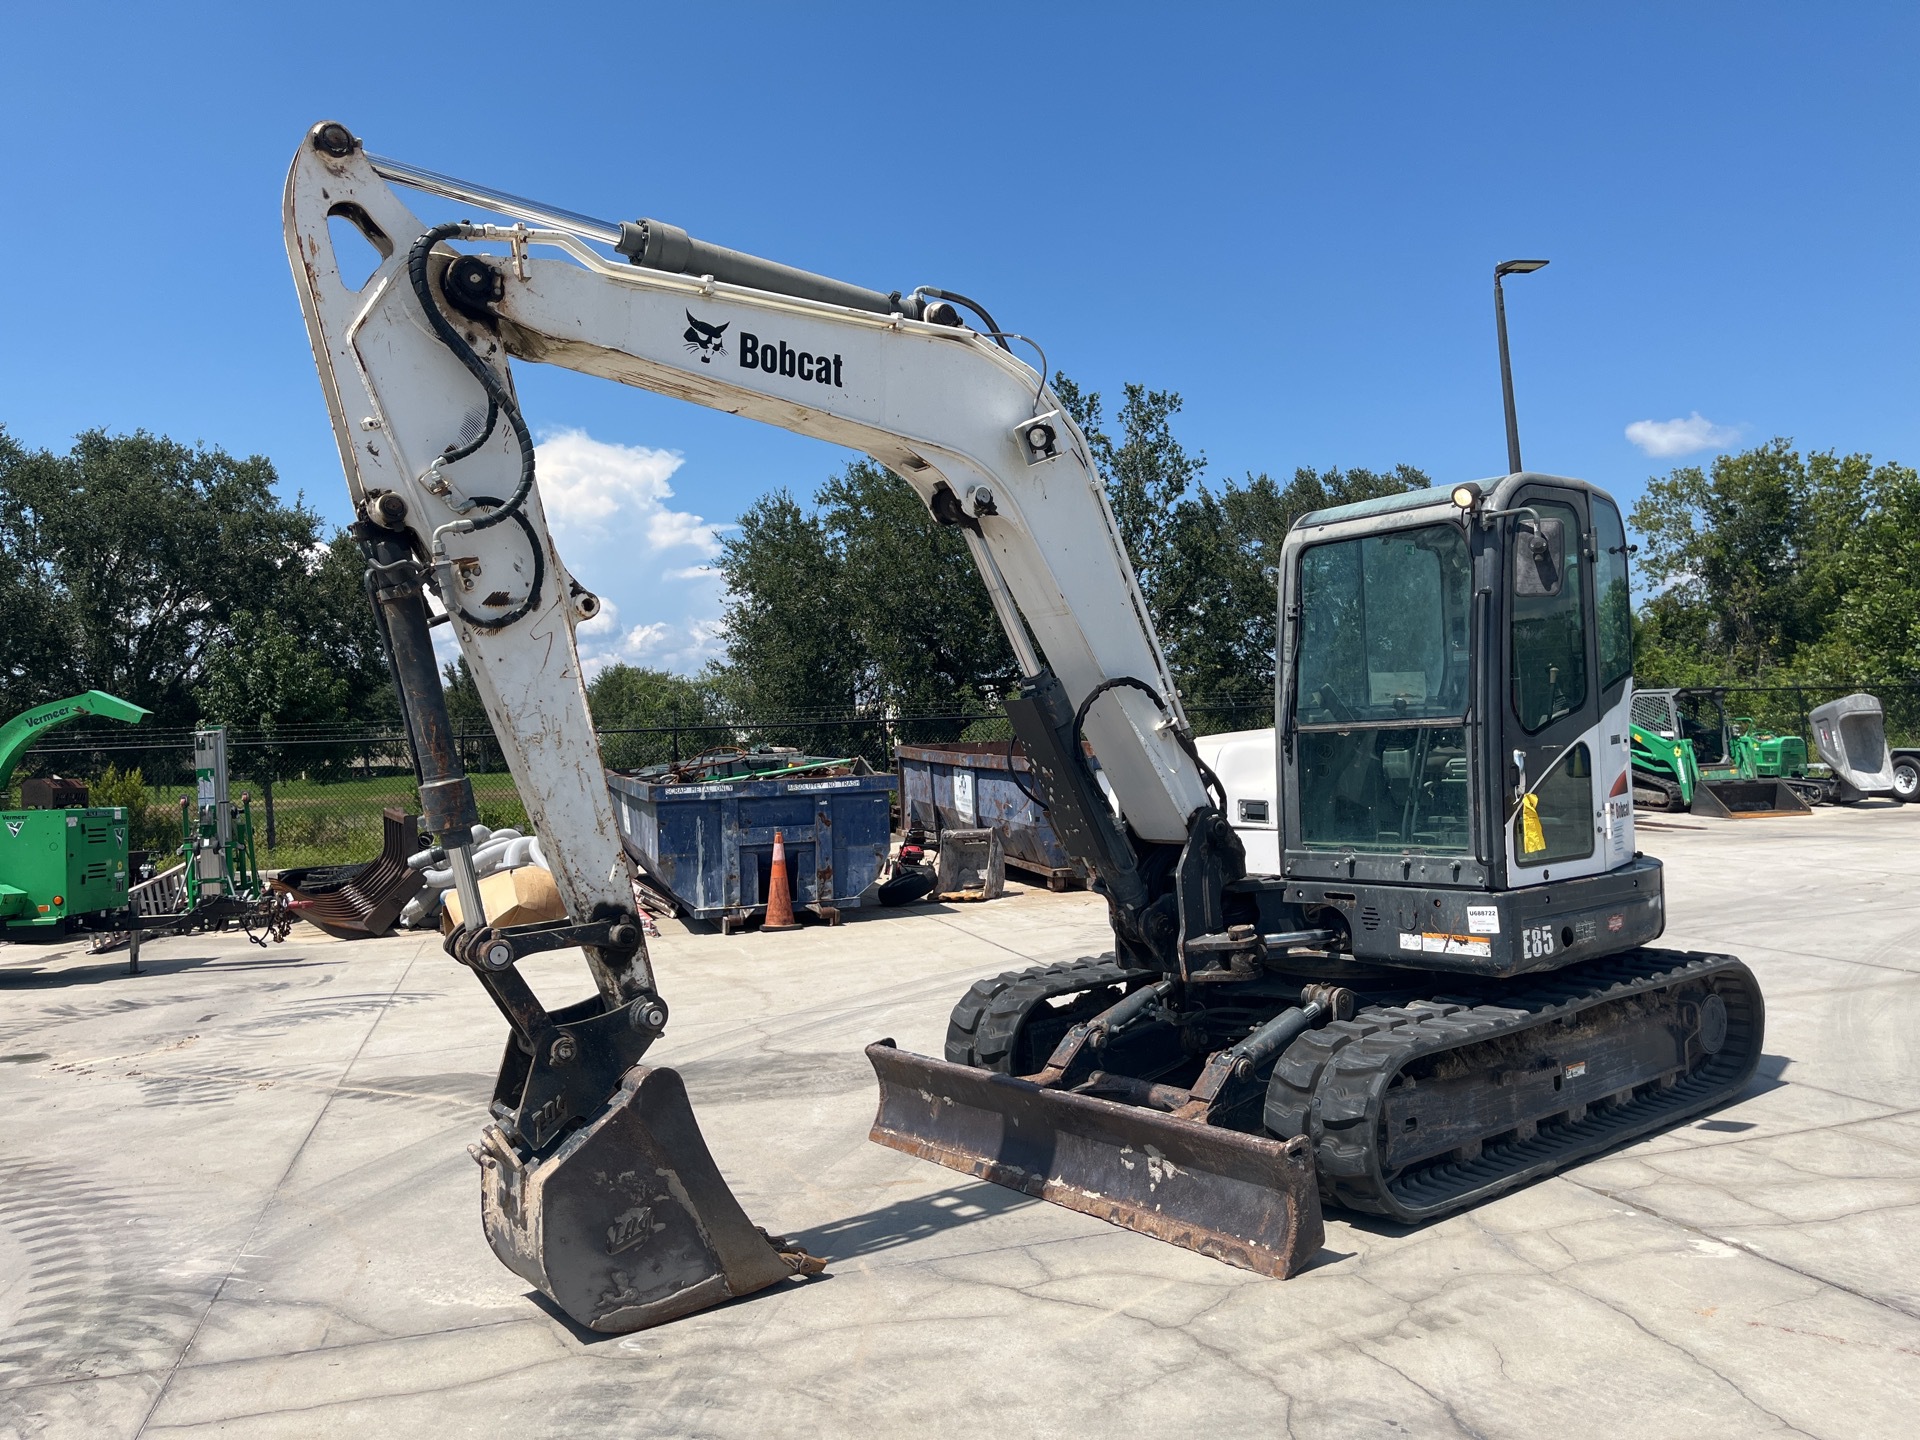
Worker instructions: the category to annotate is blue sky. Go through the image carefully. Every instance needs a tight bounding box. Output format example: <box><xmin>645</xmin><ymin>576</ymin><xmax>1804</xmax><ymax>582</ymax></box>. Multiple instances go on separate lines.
<box><xmin>5</xmin><ymin>3</ymin><xmax>1915</xmax><ymax>674</ymax></box>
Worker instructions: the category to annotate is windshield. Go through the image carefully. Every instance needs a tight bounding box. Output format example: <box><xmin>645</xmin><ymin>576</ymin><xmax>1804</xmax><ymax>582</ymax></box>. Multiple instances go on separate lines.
<box><xmin>1295</xmin><ymin>523</ymin><xmax>1472</xmax><ymax>725</ymax></box>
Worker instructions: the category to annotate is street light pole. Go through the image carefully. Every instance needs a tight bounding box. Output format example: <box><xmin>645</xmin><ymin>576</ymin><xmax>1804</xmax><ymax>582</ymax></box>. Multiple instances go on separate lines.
<box><xmin>1494</xmin><ymin>259</ymin><xmax>1549</xmax><ymax>475</ymax></box>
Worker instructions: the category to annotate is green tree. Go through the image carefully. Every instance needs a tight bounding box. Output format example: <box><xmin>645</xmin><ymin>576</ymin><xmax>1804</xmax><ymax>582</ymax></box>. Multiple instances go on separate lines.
<box><xmin>1052</xmin><ymin>375</ymin><xmax>1205</xmax><ymax>617</ymax></box>
<box><xmin>293</xmin><ymin>532</ymin><xmax>403</xmax><ymax>734</ymax></box>
<box><xmin>0</xmin><ymin>428</ymin><xmax>325</xmax><ymax>727</ymax></box>
<box><xmin>1825</xmin><ymin>459</ymin><xmax>1920</xmax><ymax>678</ymax></box>
<box><xmin>1156</xmin><ymin>466</ymin><xmax>1431</xmax><ymax>718</ymax></box>
<box><xmin>89</xmin><ymin>763</ymin><xmax>175</xmax><ymax>858</ymax></box>
<box><xmin>196</xmin><ymin>611</ymin><xmax>350</xmax><ymax>849</ymax></box>
<box><xmin>710</xmin><ymin>487</ymin><xmax>868</xmax><ymax>755</ymax></box>
<box><xmin>1628</xmin><ymin>440</ymin><xmax>1889</xmax><ymax>683</ymax></box>
<box><xmin>816</xmin><ymin>459</ymin><xmax>1013</xmax><ymax>728</ymax></box>
<box><xmin>588</xmin><ymin>664</ymin><xmax>724</xmax><ymax>770</ymax></box>
<box><xmin>1053</xmin><ymin>377</ymin><xmax>1428</xmax><ymax>720</ymax></box>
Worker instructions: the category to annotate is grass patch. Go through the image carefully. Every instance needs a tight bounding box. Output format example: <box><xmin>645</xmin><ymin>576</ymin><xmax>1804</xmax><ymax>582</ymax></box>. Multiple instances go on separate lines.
<box><xmin>122</xmin><ymin>771</ymin><xmax>530</xmax><ymax>871</ymax></box>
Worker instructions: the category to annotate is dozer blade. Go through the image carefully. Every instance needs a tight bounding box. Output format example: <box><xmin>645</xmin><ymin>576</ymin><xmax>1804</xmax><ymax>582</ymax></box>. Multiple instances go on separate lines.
<box><xmin>475</xmin><ymin>1064</ymin><xmax>817</xmax><ymax>1332</ymax></box>
<box><xmin>866</xmin><ymin>1041</ymin><xmax>1324</xmax><ymax>1276</ymax></box>
<box><xmin>1694</xmin><ymin>778</ymin><xmax>1811</xmax><ymax>817</ymax></box>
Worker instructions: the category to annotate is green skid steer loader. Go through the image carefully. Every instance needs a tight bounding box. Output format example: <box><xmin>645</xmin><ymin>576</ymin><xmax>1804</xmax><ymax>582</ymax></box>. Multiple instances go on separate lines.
<box><xmin>1629</xmin><ymin>688</ymin><xmax>1814</xmax><ymax>816</ymax></box>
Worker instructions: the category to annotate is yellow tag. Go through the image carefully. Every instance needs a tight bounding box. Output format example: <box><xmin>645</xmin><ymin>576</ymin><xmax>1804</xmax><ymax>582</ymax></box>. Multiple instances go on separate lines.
<box><xmin>1521</xmin><ymin>792</ymin><xmax>1546</xmax><ymax>854</ymax></box>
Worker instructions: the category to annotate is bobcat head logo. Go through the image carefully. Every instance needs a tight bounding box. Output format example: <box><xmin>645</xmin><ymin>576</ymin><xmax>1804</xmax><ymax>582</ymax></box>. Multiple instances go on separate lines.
<box><xmin>4</xmin><ymin>820</ymin><xmax>22</xmax><ymax>839</ymax></box>
<box><xmin>684</xmin><ymin>311</ymin><xmax>729</xmax><ymax>363</ymax></box>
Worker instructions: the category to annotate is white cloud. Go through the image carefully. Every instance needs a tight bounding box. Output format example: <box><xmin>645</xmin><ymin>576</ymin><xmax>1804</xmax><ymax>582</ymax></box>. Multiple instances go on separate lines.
<box><xmin>664</xmin><ymin>564</ymin><xmax>720</xmax><ymax>582</ymax></box>
<box><xmin>571</xmin><ymin>598</ymin><xmax>726</xmax><ymax>677</ymax></box>
<box><xmin>535</xmin><ymin>428</ymin><xmax>720</xmax><ymax>555</ymax></box>
<box><xmin>1624</xmin><ymin>412</ymin><xmax>1740</xmax><ymax>458</ymax></box>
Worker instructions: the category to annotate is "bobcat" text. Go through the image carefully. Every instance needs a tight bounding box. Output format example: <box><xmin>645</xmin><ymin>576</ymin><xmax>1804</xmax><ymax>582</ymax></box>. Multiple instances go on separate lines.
<box><xmin>739</xmin><ymin>332</ymin><xmax>843</xmax><ymax>387</ymax></box>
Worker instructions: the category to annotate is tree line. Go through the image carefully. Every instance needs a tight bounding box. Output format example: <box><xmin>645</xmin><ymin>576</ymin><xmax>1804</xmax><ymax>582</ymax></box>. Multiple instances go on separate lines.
<box><xmin>8</xmin><ymin>409</ymin><xmax>1919</xmax><ymax>794</ymax></box>
<box><xmin>706</xmin><ymin>375</ymin><xmax>1431</xmax><ymax>751</ymax></box>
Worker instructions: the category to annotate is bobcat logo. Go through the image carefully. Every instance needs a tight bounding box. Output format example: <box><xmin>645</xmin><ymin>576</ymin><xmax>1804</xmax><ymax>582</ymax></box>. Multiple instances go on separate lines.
<box><xmin>4</xmin><ymin>820</ymin><xmax>22</xmax><ymax>838</ymax></box>
<box><xmin>683</xmin><ymin>311</ymin><xmax>729</xmax><ymax>363</ymax></box>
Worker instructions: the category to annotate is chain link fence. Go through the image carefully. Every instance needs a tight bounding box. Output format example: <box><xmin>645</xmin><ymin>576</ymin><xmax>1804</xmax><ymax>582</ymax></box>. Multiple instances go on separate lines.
<box><xmin>1673</xmin><ymin>681</ymin><xmax>1920</xmax><ymax>751</ymax></box>
<box><xmin>8</xmin><ymin>693</ymin><xmax>1279</xmax><ymax>871</ymax></box>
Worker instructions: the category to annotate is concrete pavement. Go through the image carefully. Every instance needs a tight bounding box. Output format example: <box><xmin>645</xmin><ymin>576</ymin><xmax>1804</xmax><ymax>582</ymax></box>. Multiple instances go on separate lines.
<box><xmin>4</xmin><ymin>802</ymin><xmax>1919</xmax><ymax>1437</ymax></box>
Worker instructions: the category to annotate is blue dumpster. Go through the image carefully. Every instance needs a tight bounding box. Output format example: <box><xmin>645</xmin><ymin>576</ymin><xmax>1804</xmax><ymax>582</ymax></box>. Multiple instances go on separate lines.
<box><xmin>895</xmin><ymin>741</ymin><xmax>1086</xmax><ymax>890</ymax></box>
<box><xmin>607</xmin><ymin>755</ymin><xmax>896</xmax><ymax>927</ymax></box>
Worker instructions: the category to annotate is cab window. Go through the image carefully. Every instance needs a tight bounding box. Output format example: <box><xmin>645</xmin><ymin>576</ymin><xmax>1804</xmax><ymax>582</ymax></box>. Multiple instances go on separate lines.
<box><xmin>1595</xmin><ymin>499</ymin><xmax>1632</xmax><ymax>691</ymax></box>
<box><xmin>1510</xmin><ymin>500</ymin><xmax>1587</xmax><ymax>732</ymax></box>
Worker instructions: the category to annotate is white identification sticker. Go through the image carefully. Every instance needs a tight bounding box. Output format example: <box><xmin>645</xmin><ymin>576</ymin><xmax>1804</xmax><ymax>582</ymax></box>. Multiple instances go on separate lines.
<box><xmin>952</xmin><ymin>770</ymin><xmax>977</xmax><ymax>824</ymax></box>
<box><xmin>1565</xmin><ymin>1060</ymin><xmax>1588</xmax><ymax>1080</ymax></box>
<box><xmin>1466</xmin><ymin>905</ymin><xmax>1501</xmax><ymax>934</ymax></box>
<box><xmin>1406</xmin><ymin>931</ymin><xmax>1492</xmax><ymax>959</ymax></box>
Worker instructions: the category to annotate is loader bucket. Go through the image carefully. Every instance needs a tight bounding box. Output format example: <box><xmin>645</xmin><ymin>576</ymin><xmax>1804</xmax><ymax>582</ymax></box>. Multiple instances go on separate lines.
<box><xmin>866</xmin><ymin>1041</ymin><xmax>1324</xmax><ymax>1276</ymax></box>
<box><xmin>1809</xmin><ymin>693</ymin><xmax>1898</xmax><ymax>796</ymax></box>
<box><xmin>1693</xmin><ymin>779</ymin><xmax>1810</xmax><ymax>818</ymax></box>
<box><xmin>476</xmin><ymin>1064</ymin><xmax>816</xmax><ymax>1332</ymax></box>
<box><xmin>935</xmin><ymin>827</ymin><xmax>1005</xmax><ymax>901</ymax></box>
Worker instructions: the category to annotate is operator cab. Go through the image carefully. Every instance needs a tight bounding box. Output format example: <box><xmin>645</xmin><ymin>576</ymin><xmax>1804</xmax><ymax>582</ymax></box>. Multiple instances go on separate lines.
<box><xmin>1254</xmin><ymin>474</ymin><xmax>1659</xmax><ymax>978</ymax></box>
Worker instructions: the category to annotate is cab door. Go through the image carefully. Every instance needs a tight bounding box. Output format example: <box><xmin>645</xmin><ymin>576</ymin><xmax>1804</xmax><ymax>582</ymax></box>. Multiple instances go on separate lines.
<box><xmin>1501</xmin><ymin>485</ymin><xmax>1610</xmax><ymax>891</ymax></box>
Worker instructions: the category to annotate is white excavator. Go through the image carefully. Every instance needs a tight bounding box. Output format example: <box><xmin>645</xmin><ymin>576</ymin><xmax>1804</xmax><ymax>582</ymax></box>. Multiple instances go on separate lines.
<box><xmin>285</xmin><ymin>122</ymin><xmax>1763</xmax><ymax>1332</ymax></box>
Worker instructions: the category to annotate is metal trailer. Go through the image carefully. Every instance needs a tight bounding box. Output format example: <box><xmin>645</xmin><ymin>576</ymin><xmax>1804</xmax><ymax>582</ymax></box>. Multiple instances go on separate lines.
<box><xmin>1892</xmin><ymin>749</ymin><xmax>1920</xmax><ymax>803</ymax></box>
<box><xmin>895</xmin><ymin>741</ymin><xmax>1085</xmax><ymax>890</ymax></box>
<box><xmin>607</xmin><ymin>760</ymin><xmax>897</xmax><ymax>931</ymax></box>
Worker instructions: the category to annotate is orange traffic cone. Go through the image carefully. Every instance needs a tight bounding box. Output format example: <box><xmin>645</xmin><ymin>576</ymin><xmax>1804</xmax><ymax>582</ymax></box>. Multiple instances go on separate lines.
<box><xmin>761</xmin><ymin>830</ymin><xmax>800</xmax><ymax>931</ymax></box>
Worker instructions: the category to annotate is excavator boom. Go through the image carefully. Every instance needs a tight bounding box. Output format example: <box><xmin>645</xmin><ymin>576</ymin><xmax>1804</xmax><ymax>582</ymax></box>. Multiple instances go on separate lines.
<box><xmin>283</xmin><ymin>121</ymin><xmax>1265</xmax><ymax>1330</ymax></box>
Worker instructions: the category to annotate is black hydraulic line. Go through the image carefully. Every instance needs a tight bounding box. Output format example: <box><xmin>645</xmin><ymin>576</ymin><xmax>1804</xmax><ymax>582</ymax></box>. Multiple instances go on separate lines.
<box><xmin>1070</xmin><ymin>677</ymin><xmax>1229</xmax><ymax>816</ymax></box>
<box><xmin>915</xmin><ymin>287</ymin><xmax>1014</xmax><ymax>354</ymax></box>
<box><xmin>445</xmin><ymin>496</ymin><xmax>543</xmax><ymax>632</ymax></box>
<box><xmin>404</xmin><ymin>223</ymin><xmax>545</xmax><ymax>630</ymax></box>
<box><xmin>405</xmin><ymin>224</ymin><xmax>536</xmax><ymax>537</ymax></box>
<box><xmin>1003</xmin><ymin>735</ymin><xmax>1051</xmax><ymax>813</ymax></box>
<box><xmin>441</xmin><ymin>397</ymin><xmax>499</xmax><ymax>463</ymax></box>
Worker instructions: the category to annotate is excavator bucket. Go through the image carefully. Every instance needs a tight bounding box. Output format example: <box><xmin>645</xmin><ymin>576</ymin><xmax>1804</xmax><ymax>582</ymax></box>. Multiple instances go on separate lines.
<box><xmin>474</xmin><ymin>1064</ymin><xmax>818</xmax><ymax>1332</ymax></box>
<box><xmin>866</xmin><ymin>1041</ymin><xmax>1324</xmax><ymax>1276</ymax></box>
<box><xmin>1693</xmin><ymin>779</ymin><xmax>1810</xmax><ymax>817</ymax></box>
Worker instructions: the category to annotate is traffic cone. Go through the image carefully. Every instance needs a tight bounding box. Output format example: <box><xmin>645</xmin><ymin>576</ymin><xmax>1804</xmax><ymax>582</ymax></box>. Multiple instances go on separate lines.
<box><xmin>761</xmin><ymin>830</ymin><xmax>800</xmax><ymax>931</ymax></box>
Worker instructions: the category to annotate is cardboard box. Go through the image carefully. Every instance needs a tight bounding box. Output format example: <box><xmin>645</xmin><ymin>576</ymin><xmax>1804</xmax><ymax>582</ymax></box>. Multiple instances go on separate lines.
<box><xmin>441</xmin><ymin>864</ymin><xmax>566</xmax><ymax>932</ymax></box>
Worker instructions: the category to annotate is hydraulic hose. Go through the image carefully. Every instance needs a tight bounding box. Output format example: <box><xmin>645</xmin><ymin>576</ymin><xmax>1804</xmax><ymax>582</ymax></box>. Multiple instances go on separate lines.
<box><xmin>1070</xmin><ymin>677</ymin><xmax>1230</xmax><ymax>816</ymax></box>
<box><xmin>404</xmin><ymin>222</ymin><xmax>544</xmax><ymax>629</ymax></box>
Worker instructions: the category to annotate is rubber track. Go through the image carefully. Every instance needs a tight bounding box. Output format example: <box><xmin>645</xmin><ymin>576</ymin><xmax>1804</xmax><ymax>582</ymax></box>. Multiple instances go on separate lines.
<box><xmin>944</xmin><ymin>956</ymin><xmax>1154</xmax><ymax>1071</ymax></box>
<box><xmin>1264</xmin><ymin>947</ymin><xmax>1763</xmax><ymax>1222</ymax></box>
<box><xmin>1632</xmin><ymin>772</ymin><xmax>1685</xmax><ymax>812</ymax></box>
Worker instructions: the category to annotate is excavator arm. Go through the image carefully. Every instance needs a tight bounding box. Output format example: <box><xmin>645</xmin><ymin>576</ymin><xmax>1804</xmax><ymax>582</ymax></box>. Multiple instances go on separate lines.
<box><xmin>285</xmin><ymin>122</ymin><xmax>1283</xmax><ymax>1331</ymax></box>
